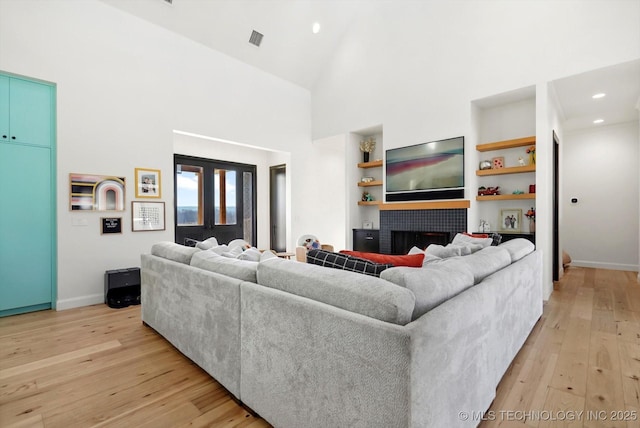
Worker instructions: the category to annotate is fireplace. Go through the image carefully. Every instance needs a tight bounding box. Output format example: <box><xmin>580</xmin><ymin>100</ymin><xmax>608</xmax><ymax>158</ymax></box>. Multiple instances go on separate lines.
<box><xmin>391</xmin><ymin>231</ymin><xmax>449</xmax><ymax>255</ymax></box>
<box><xmin>379</xmin><ymin>208</ymin><xmax>467</xmax><ymax>254</ymax></box>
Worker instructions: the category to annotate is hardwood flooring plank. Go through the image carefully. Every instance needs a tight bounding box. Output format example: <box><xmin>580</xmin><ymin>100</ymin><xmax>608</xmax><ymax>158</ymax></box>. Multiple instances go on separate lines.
<box><xmin>0</xmin><ymin>340</ymin><xmax>121</xmax><ymax>380</ymax></box>
<box><xmin>618</xmin><ymin>341</ymin><xmax>640</xmax><ymax>409</ymax></box>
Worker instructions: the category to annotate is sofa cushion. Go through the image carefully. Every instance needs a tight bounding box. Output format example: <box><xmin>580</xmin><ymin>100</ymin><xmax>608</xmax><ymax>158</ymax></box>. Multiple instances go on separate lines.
<box><xmin>339</xmin><ymin>250</ymin><xmax>425</xmax><ymax>267</ymax></box>
<box><xmin>151</xmin><ymin>241</ymin><xmax>200</xmax><ymax>264</ymax></box>
<box><xmin>380</xmin><ymin>261</ymin><xmax>475</xmax><ymax>319</ymax></box>
<box><xmin>462</xmin><ymin>246</ymin><xmax>512</xmax><ymax>284</ymax></box>
<box><xmin>499</xmin><ymin>238</ymin><xmax>535</xmax><ymax>262</ymax></box>
<box><xmin>306</xmin><ymin>249</ymin><xmax>393</xmax><ymax>277</ymax></box>
<box><xmin>191</xmin><ymin>250</ymin><xmax>258</xmax><ymax>283</ymax></box>
<box><xmin>256</xmin><ymin>257</ymin><xmax>416</xmax><ymax>325</ymax></box>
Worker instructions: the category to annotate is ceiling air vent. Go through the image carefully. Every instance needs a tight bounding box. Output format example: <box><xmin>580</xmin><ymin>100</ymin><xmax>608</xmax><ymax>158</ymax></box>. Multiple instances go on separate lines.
<box><xmin>249</xmin><ymin>30</ymin><xmax>264</xmax><ymax>47</ymax></box>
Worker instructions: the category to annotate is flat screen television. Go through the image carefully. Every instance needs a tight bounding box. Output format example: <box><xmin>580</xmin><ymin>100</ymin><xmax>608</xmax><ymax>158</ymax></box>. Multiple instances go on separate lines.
<box><xmin>385</xmin><ymin>136</ymin><xmax>464</xmax><ymax>201</ymax></box>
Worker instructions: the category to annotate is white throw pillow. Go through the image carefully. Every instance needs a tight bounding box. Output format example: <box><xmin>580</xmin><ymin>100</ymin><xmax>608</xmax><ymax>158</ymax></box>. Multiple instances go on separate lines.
<box><xmin>237</xmin><ymin>247</ymin><xmax>262</xmax><ymax>262</ymax></box>
<box><xmin>195</xmin><ymin>236</ymin><xmax>219</xmax><ymax>250</ymax></box>
<box><xmin>451</xmin><ymin>233</ymin><xmax>493</xmax><ymax>248</ymax></box>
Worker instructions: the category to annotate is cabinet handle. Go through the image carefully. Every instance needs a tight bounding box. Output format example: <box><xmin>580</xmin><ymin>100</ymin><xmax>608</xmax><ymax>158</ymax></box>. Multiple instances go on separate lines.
<box><xmin>366</xmin><ymin>236</ymin><xmax>374</xmax><ymax>240</ymax></box>
<box><xmin>11</xmin><ymin>136</ymin><xmax>16</xmax><ymax>140</ymax></box>
<box><xmin>1</xmin><ymin>135</ymin><xmax>6</xmax><ymax>139</ymax></box>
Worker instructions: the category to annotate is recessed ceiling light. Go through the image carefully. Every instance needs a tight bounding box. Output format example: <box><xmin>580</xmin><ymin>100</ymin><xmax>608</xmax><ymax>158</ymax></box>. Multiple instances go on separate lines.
<box><xmin>593</xmin><ymin>119</ymin><xmax>604</xmax><ymax>124</ymax></box>
<box><xmin>592</xmin><ymin>93</ymin><xmax>606</xmax><ymax>99</ymax></box>
<box><xmin>312</xmin><ymin>22</ymin><xmax>321</xmax><ymax>34</ymax></box>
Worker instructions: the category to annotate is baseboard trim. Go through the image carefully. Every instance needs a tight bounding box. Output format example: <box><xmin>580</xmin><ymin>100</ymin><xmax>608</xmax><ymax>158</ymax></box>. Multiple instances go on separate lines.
<box><xmin>570</xmin><ymin>260</ymin><xmax>639</xmax><ymax>272</ymax></box>
<box><xmin>56</xmin><ymin>293</ymin><xmax>104</xmax><ymax>311</ymax></box>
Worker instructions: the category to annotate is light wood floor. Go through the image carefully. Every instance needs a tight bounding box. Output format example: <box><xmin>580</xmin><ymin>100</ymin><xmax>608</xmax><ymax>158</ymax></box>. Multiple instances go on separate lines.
<box><xmin>1</xmin><ymin>267</ymin><xmax>638</xmax><ymax>428</ymax></box>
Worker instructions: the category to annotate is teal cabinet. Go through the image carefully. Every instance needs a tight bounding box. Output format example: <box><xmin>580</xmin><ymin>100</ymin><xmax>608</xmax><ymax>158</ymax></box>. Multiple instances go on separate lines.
<box><xmin>0</xmin><ymin>144</ymin><xmax>53</xmax><ymax>312</ymax></box>
<box><xmin>0</xmin><ymin>76</ymin><xmax>53</xmax><ymax>146</ymax></box>
<box><xmin>0</xmin><ymin>73</ymin><xmax>56</xmax><ymax>317</ymax></box>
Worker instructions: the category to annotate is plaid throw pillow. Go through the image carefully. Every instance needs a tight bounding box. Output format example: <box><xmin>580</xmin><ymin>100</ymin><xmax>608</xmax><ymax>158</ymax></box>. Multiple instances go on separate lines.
<box><xmin>306</xmin><ymin>249</ymin><xmax>393</xmax><ymax>277</ymax></box>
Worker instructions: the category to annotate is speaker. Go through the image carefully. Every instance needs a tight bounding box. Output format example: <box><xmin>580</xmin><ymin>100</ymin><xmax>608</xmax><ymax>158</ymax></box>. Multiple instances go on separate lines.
<box><xmin>105</xmin><ymin>267</ymin><xmax>141</xmax><ymax>308</ymax></box>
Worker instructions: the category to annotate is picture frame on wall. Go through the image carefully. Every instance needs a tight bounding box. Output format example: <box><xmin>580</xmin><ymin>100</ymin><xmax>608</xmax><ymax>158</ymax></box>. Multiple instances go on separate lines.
<box><xmin>101</xmin><ymin>217</ymin><xmax>122</xmax><ymax>234</ymax></box>
<box><xmin>499</xmin><ymin>208</ymin><xmax>522</xmax><ymax>232</ymax></box>
<box><xmin>69</xmin><ymin>173</ymin><xmax>126</xmax><ymax>211</ymax></box>
<box><xmin>132</xmin><ymin>201</ymin><xmax>165</xmax><ymax>232</ymax></box>
<box><xmin>134</xmin><ymin>168</ymin><xmax>161</xmax><ymax>198</ymax></box>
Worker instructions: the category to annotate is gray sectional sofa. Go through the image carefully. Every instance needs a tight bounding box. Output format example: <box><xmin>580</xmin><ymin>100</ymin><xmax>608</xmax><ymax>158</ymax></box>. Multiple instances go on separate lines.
<box><xmin>141</xmin><ymin>237</ymin><xmax>543</xmax><ymax>428</ymax></box>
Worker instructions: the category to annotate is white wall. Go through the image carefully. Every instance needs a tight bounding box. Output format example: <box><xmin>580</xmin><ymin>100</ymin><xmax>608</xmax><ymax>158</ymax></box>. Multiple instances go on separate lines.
<box><xmin>563</xmin><ymin>121</ymin><xmax>639</xmax><ymax>271</ymax></box>
<box><xmin>312</xmin><ymin>0</ymin><xmax>640</xmax><ymax>296</ymax></box>
<box><xmin>0</xmin><ymin>0</ymin><xmax>313</xmax><ymax>309</ymax></box>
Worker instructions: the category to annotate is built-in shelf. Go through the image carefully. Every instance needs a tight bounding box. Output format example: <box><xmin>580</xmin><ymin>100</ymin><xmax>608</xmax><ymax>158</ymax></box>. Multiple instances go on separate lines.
<box><xmin>357</xmin><ymin>200</ymin><xmax>382</xmax><ymax>206</ymax></box>
<box><xmin>357</xmin><ymin>159</ymin><xmax>383</xmax><ymax>168</ymax></box>
<box><xmin>358</xmin><ymin>180</ymin><xmax>383</xmax><ymax>187</ymax></box>
<box><xmin>476</xmin><ymin>136</ymin><xmax>536</xmax><ymax>152</ymax></box>
<box><xmin>476</xmin><ymin>193</ymin><xmax>536</xmax><ymax>201</ymax></box>
<box><xmin>476</xmin><ymin>164</ymin><xmax>536</xmax><ymax>176</ymax></box>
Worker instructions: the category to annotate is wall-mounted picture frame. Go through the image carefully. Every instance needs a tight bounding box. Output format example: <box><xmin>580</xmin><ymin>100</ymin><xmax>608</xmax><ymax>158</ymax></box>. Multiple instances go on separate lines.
<box><xmin>499</xmin><ymin>208</ymin><xmax>522</xmax><ymax>232</ymax></box>
<box><xmin>69</xmin><ymin>173</ymin><xmax>126</xmax><ymax>211</ymax></box>
<box><xmin>134</xmin><ymin>168</ymin><xmax>161</xmax><ymax>198</ymax></box>
<box><xmin>132</xmin><ymin>201</ymin><xmax>165</xmax><ymax>232</ymax></box>
<box><xmin>101</xmin><ymin>217</ymin><xmax>122</xmax><ymax>234</ymax></box>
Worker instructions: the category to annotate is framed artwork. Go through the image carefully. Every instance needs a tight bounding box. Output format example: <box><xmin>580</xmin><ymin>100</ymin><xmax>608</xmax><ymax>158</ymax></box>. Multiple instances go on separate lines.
<box><xmin>69</xmin><ymin>173</ymin><xmax>125</xmax><ymax>211</ymax></box>
<box><xmin>101</xmin><ymin>217</ymin><xmax>122</xmax><ymax>234</ymax></box>
<box><xmin>134</xmin><ymin>168</ymin><xmax>161</xmax><ymax>198</ymax></box>
<box><xmin>499</xmin><ymin>208</ymin><xmax>522</xmax><ymax>232</ymax></box>
<box><xmin>132</xmin><ymin>201</ymin><xmax>165</xmax><ymax>232</ymax></box>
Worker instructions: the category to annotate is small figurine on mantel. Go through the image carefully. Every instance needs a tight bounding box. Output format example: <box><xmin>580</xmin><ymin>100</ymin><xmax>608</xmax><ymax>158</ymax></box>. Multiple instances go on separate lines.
<box><xmin>479</xmin><ymin>219</ymin><xmax>491</xmax><ymax>233</ymax></box>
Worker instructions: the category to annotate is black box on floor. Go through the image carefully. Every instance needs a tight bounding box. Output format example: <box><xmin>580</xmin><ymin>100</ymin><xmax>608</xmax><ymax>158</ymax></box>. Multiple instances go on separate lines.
<box><xmin>105</xmin><ymin>267</ymin><xmax>141</xmax><ymax>308</ymax></box>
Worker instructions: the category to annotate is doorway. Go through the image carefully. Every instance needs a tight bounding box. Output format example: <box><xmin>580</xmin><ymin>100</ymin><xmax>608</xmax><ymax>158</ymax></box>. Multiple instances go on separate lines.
<box><xmin>174</xmin><ymin>155</ymin><xmax>256</xmax><ymax>246</ymax></box>
<box><xmin>553</xmin><ymin>131</ymin><xmax>560</xmax><ymax>281</ymax></box>
<box><xmin>270</xmin><ymin>164</ymin><xmax>287</xmax><ymax>252</ymax></box>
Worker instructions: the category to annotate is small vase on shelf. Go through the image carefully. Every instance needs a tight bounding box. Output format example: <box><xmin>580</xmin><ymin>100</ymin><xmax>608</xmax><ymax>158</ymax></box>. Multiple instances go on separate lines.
<box><xmin>529</xmin><ymin>218</ymin><xmax>536</xmax><ymax>233</ymax></box>
<box><xmin>363</xmin><ymin>152</ymin><xmax>370</xmax><ymax>163</ymax></box>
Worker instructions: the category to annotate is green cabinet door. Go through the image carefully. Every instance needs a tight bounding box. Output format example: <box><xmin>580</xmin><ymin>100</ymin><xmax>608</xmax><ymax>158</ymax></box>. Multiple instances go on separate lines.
<box><xmin>0</xmin><ymin>144</ymin><xmax>53</xmax><ymax>314</ymax></box>
<box><xmin>7</xmin><ymin>77</ymin><xmax>53</xmax><ymax>147</ymax></box>
<box><xmin>0</xmin><ymin>76</ymin><xmax>8</xmax><ymax>142</ymax></box>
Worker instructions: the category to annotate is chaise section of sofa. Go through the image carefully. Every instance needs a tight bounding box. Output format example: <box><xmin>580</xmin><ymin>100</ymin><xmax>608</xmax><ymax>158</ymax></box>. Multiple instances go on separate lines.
<box><xmin>141</xmin><ymin>242</ymin><xmax>244</xmax><ymax>398</ymax></box>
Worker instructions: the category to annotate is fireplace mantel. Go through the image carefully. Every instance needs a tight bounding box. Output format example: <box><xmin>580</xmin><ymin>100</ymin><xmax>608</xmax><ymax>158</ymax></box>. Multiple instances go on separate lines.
<box><xmin>379</xmin><ymin>200</ymin><xmax>470</xmax><ymax>211</ymax></box>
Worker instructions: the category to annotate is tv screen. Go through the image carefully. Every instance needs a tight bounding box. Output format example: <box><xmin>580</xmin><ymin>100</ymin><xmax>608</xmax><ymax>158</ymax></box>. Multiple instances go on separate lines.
<box><xmin>385</xmin><ymin>136</ymin><xmax>464</xmax><ymax>201</ymax></box>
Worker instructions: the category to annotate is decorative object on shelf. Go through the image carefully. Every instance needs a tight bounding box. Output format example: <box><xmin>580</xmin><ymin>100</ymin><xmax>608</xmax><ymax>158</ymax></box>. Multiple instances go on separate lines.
<box><xmin>525</xmin><ymin>207</ymin><xmax>536</xmax><ymax>233</ymax></box>
<box><xmin>361</xmin><ymin>191</ymin><xmax>374</xmax><ymax>201</ymax></box>
<box><xmin>526</xmin><ymin>146</ymin><xmax>536</xmax><ymax>165</ymax></box>
<box><xmin>359</xmin><ymin>137</ymin><xmax>376</xmax><ymax>163</ymax></box>
<box><xmin>499</xmin><ymin>208</ymin><xmax>522</xmax><ymax>232</ymax></box>
<box><xmin>492</xmin><ymin>156</ymin><xmax>504</xmax><ymax>169</ymax></box>
<box><xmin>518</xmin><ymin>157</ymin><xmax>525</xmax><ymax>166</ymax></box>
<box><xmin>361</xmin><ymin>176</ymin><xmax>374</xmax><ymax>183</ymax></box>
<box><xmin>479</xmin><ymin>219</ymin><xmax>491</xmax><ymax>233</ymax></box>
<box><xmin>479</xmin><ymin>160</ymin><xmax>492</xmax><ymax>170</ymax></box>
<box><xmin>132</xmin><ymin>201</ymin><xmax>165</xmax><ymax>231</ymax></box>
<box><xmin>478</xmin><ymin>186</ymin><xmax>500</xmax><ymax>196</ymax></box>
<box><xmin>134</xmin><ymin>167</ymin><xmax>161</xmax><ymax>198</ymax></box>
<box><xmin>529</xmin><ymin>184</ymin><xmax>536</xmax><ymax>193</ymax></box>
<box><xmin>363</xmin><ymin>220</ymin><xmax>373</xmax><ymax>229</ymax></box>
<box><xmin>512</xmin><ymin>190</ymin><xmax>524</xmax><ymax>194</ymax></box>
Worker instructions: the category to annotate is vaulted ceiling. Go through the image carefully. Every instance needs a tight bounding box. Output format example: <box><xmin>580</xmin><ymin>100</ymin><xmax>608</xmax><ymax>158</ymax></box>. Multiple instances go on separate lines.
<box><xmin>101</xmin><ymin>0</ymin><xmax>639</xmax><ymax>132</ymax></box>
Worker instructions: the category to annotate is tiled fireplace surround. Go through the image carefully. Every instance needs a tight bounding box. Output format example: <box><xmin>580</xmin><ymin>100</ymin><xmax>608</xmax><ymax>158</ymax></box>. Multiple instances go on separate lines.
<box><xmin>379</xmin><ymin>208</ymin><xmax>467</xmax><ymax>254</ymax></box>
